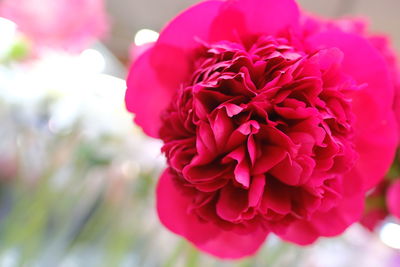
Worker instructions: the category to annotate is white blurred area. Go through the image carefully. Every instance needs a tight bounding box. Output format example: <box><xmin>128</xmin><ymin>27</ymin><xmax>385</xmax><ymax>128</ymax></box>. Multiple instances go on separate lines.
<box><xmin>381</xmin><ymin>222</ymin><xmax>400</xmax><ymax>250</ymax></box>
<box><xmin>0</xmin><ymin>16</ymin><xmax>164</xmax><ymax>168</ymax></box>
<box><xmin>0</xmin><ymin>17</ymin><xmax>17</xmax><ymax>58</ymax></box>
<box><xmin>134</xmin><ymin>29</ymin><xmax>159</xmax><ymax>46</ymax></box>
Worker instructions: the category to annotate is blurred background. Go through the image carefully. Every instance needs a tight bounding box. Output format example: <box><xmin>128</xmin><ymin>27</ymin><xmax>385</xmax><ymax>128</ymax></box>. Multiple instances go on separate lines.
<box><xmin>0</xmin><ymin>0</ymin><xmax>399</xmax><ymax>266</ymax></box>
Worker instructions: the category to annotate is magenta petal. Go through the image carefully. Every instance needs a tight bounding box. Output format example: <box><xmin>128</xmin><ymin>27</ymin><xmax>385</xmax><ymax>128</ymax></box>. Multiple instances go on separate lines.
<box><xmin>216</xmin><ymin>184</ymin><xmax>248</xmax><ymax>221</ymax></box>
<box><xmin>307</xmin><ymin>31</ymin><xmax>398</xmax><ymax>190</ymax></box>
<box><xmin>196</xmin><ymin>226</ymin><xmax>269</xmax><ymax>259</ymax></box>
<box><xmin>278</xmin><ymin>220</ymin><xmax>319</xmax><ymax>245</ymax></box>
<box><xmin>280</xmin><ymin>193</ymin><xmax>364</xmax><ymax>245</ymax></box>
<box><xmin>387</xmin><ymin>180</ymin><xmax>400</xmax><ymax>219</ymax></box>
<box><xmin>226</xmin><ymin>146</ymin><xmax>250</xmax><ymax>188</ymax></box>
<box><xmin>157</xmin><ymin>0</ymin><xmax>224</xmax><ymax>51</ymax></box>
<box><xmin>157</xmin><ymin>169</ymin><xmax>268</xmax><ymax>259</ymax></box>
<box><xmin>210</xmin><ymin>0</ymin><xmax>300</xmax><ymax>41</ymax></box>
<box><xmin>306</xmin><ymin>30</ymin><xmax>394</xmax><ymax>115</ymax></box>
<box><xmin>248</xmin><ymin>175</ymin><xmax>265</xmax><ymax>207</ymax></box>
<box><xmin>126</xmin><ymin>47</ymin><xmax>174</xmax><ymax>137</ymax></box>
<box><xmin>347</xmin><ymin>111</ymin><xmax>398</xmax><ymax>190</ymax></box>
<box><xmin>280</xmin><ymin>194</ymin><xmax>364</xmax><ymax>245</ymax></box>
<box><xmin>310</xmin><ymin>194</ymin><xmax>365</xmax><ymax>237</ymax></box>
<box><xmin>126</xmin><ymin>1</ymin><xmax>227</xmax><ymax>137</ymax></box>
<box><xmin>157</xmin><ymin>169</ymin><xmax>219</xmax><ymax>243</ymax></box>
<box><xmin>262</xmin><ymin>179</ymin><xmax>292</xmax><ymax>214</ymax></box>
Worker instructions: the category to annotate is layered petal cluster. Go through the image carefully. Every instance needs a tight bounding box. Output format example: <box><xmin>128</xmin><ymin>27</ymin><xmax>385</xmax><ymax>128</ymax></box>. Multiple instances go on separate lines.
<box><xmin>303</xmin><ymin>15</ymin><xmax>400</xmax><ymax>132</ymax></box>
<box><xmin>0</xmin><ymin>0</ymin><xmax>108</xmax><ymax>52</ymax></box>
<box><xmin>125</xmin><ymin>0</ymin><xmax>399</xmax><ymax>259</ymax></box>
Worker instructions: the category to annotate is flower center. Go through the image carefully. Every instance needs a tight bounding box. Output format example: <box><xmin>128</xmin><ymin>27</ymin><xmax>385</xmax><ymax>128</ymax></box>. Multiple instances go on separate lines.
<box><xmin>159</xmin><ymin>35</ymin><xmax>359</xmax><ymax>228</ymax></box>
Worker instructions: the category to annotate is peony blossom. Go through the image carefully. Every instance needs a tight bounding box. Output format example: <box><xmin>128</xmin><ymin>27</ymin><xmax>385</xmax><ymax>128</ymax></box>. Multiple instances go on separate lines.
<box><xmin>0</xmin><ymin>0</ymin><xmax>108</xmax><ymax>52</ymax></box>
<box><xmin>126</xmin><ymin>0</ymin><xmax>399</xmax><ymax>259</ymax></box>
<box><xmin>387</xmin><ymin>180</ymin><xmax>400</xmax><ymax>219</ymax></box>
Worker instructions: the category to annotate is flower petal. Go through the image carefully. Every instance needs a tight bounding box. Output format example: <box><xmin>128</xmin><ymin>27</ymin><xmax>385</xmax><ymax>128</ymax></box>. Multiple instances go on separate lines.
<box><xmin>307</xmin><ymin>31</ymin><xmax>398</xmax><ymax>190</ymax></box>
<box><xmin>216</xmin><ymin>183</ymin><xmax>248</xmax><ymax>221</ymax></box>
<box><xmin>157</xmin><ymin>168</ymin><xmax>268</xmax><ymax>259</ymax></box>
<box><xmin>196</xmin><ymin>226</ymin><xmax>269</xmax><ymax>259</ymax></box>
<box><xmin>310</xmin><ymin>194</ymin><xmax>365</xmax><ymax>237</ymax></box>
<box><xmin>387</xmin><ymin>180</ymin><xmax>400</xmax><ymax>219</ymax></box>
<box><xmin>278</xmin><ymin>220</ymin><xmax>319</xmax><ymax>245</ymax></box>
<box><xmin>125</xmin><ymin>46</ymin><xmax>175</xmax><ymax>137</ymax></box>
<box><xmin>210</xmin><ymin>0</ymin><xmax>300</xmax><ymax>42</ymax></box>
<box><xmin>126</xmin><ymin>1</ymin><xmax>227</xmax><ymax>137</ymax></box>
<box><xmin>279</xmin><ymin>194</ymin><xmax>364</xmax><ymax>245</ymax></box>
<box><xmin>157</xmin><ymin>0</ymin><xmax>224</xmax><ymax>51</ymax></box>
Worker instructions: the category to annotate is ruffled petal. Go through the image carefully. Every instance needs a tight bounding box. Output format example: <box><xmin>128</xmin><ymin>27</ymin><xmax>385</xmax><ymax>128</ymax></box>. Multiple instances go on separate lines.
<box><xmin>156</xmin><ymin>168</ymin><xmax>269</xmax><ymax>259</ymax></box>
<box><xmin>307</xmin><ymin>30</ymin><xmax>398</xmax><ymax>190</ymax></box>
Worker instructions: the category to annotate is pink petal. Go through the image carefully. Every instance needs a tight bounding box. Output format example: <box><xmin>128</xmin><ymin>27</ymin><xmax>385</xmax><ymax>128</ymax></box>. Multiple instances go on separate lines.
<box><xmin>278</xmin><ymin>220</ymin><xmax>319</xmax><ymax>245</ymax></box>
<box><xmin>387</xmin><ymin>180</ymin><xmax>400</xmax><ymax>219</ymax></box>
<box><xmin>157</xmin><ymin>0</ymin><xmax>224</xmax><ymax>51</ymax></box>
<box><xmin>210</xmin><ymin>0</ymin><xmax>300</xmax><ymax>42</ymax></box>
<box><xmin>310</xmin><ymin>194</ymin><xmax>365</xmax><ymax>237</ymax></box>
<box><xmin>261</xmin><ymin>178</ymin><xmax>292</xmax><ymax>214</ymax></box>
<box><xmin>270</xmin><ymin>157</ymin><xmax>303</xmax><ymax>186</ymax></box>
<box><xmin>216</xmin><ymin>184</ymin><xmax>248</xmax><ymax>221</ymax></box>
<box><xmin>157</xmin><ymin>169</ymin><xmax>219</xmax><ymax>243</ymax></box>
<box><xmin>360</xmin><ymin>209</ymin><xmax>387</xmax><ymax>232</ymax></box>
<box><xmin>279</xmin><ymin>194</ymin><xmax>364</xmax><ymax>245</ymax></box>
<box><xmin>350</xmin><ymin>111</ymin><xmax>398</xmax><ymax>190</ymax></box>
<box><xmin>307</xmin><ymin>31</ymin><xmax>398</xmax><ymax>190</ymax></box>
<box><xmin>157</xmin><ymin>168</ymin><xmax>269</xmax><ymax>259</ymax></box>
<box><xmin>225</xmin><ymin>146</ymin><xmax>250</xmax><ymax>188</ymax></box>
<box><xmin>252</xmin><ymin>146</ymin><xmax>286</xmax><ymax>175</ymax></box>
<box><xmin>126</xmin><ymin>1</ymin><xmax>227</xmax><ymax>137</ymax></box>
<box><xmin>125</xmin><ymin>46</ymin><xmax>174</xmax><ymax>137</ymax></box>
<box><xmin>196</xmin><ymin>226</ymin><xmax>269</xmax><ymax>259</ymax></box>
<box><xmin>248</xmin><ymin>175</ymin><xmax>266</xmax><ymax>207</ymax></box>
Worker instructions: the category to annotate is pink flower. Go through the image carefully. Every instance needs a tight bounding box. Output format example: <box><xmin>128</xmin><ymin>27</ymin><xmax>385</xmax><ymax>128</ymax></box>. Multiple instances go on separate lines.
<box><xmin>0</xmin><ymin>0</ymin><xmax>108</xmax><ymax>52</ymax></box>
<box><xmin>125</xmin><ymin>0</ymin><xmax>398</xmax><ymax>259</ymax></box>
<box><xmin>387</xmin><ymin>180</ymin><xmax>400</xmax><ymax>219</ymax></box>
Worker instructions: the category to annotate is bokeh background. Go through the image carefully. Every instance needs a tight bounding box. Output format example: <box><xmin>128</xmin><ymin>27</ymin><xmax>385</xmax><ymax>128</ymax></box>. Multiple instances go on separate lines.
<box><xmin>0</xmin><ymin>0</ymin><xmax>399</xmax><ymax>266</ymax></box>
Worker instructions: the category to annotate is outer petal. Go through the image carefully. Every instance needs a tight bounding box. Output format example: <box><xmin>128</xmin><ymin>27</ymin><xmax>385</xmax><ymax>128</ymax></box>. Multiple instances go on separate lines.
<box><xmin>307</xmin><ymin>31</ymin><xmax>398</xmax><ymax>190</ymax></box>
<box><xmin>279</xmin><ymin>194</ymin><xmax>364</xmax><ymax>245</ymax></box>
<box><xmin>156</xmin><ymin>168</ymin><xmax>269</xmax><ymax>259</ymax></box>
<box><xmin>278</xmin><ymin>220</ymin><xmax>319</xmax><ymax>245</ymax></box>
<box><xmin>151</xmin><ymin>0</ymin><xmax>225</xmax><ymax>90</ymax></box>
<box><xmin>126</xmin><ymin>0</ymin><xmax>225</xmax><ymax>137</ymax></box>
<box><xmin>387</xmin><ymin>180</ymin><xmax>400</xmax><ymax>219</ymax></box>
<box><xmin>209</xmin><ymin>0</ymin><xmax>300</xmax><ymax>42</ymax></box>
<box><xmin>125</xmin><ymin>46</ymin><xmax>174</xmax><ymax>137</ymax></box>
<box><xmin>156</xmin><ymin>0</ymin><xmax>224</xmax><ymax>51</ymax></box>
<box><xmin>196</xmin><ymin>226</ymin><xmax>268</xmax><ymax>259</ymax></box>
<box><xmin>310</xmin><ymin>194</ymin><xmax>365</xmax><ymax>237</ymax></box>
<box><xmin>360</xmin><ymin>209</ymin><xmax>388</xmax><ymax>232</ymax></box>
